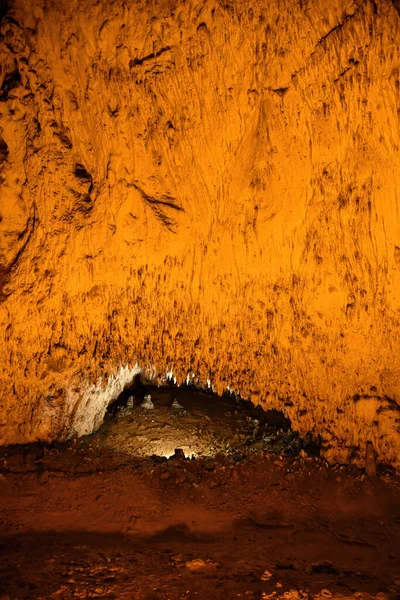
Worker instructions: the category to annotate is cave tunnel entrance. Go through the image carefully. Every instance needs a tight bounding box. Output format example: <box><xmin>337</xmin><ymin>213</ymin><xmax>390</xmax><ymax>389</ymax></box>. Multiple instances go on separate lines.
<box><xmin>92</xmin><ymin>374</ymin><xmax>320</xmax><ymax>460</ymax></box>
<box><xmin>1</xmin><ymin>375</ymin><xmax>398</xmax><ymax>600</ymax></box>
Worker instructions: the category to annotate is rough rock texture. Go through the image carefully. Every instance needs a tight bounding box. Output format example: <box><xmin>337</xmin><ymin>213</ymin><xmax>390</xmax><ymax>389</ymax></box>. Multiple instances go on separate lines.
<box><xmin>0</xmin><ymin>0</ymin><xmax>399</xmax><ymax>468</ymax></box>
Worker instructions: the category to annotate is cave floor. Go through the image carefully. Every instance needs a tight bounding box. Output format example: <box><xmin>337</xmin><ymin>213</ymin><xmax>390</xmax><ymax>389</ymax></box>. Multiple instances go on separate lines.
<box><xmin>0</xmin><ymin>441</ymin><xmax>400</xmax><ymax>600</ymax></box>
<box><xmin>93</xmin><ymin>385</ymin><xmax>301</xmax><ymax>458</ymax></box>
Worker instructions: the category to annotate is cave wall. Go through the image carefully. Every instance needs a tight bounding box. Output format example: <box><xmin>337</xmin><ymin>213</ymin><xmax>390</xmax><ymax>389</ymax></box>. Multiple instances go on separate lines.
<box><xmin>0</xmin><ymin>0</ymin><xmax>399</xmax><ymax>468</ymax></box>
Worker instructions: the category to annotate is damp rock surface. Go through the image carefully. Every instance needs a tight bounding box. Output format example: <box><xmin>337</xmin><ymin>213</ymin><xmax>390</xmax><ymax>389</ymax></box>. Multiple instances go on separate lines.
<box><xmin>0</xmin><ymin>0</ymin><xmax>399</xmax><ymax>470</ymax></box>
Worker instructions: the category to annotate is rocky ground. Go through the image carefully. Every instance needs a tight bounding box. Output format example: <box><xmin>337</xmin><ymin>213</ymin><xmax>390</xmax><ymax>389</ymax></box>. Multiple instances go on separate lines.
<box><xmin>0</xmin><ymin>388</ymin><xmax>399</xmax><ymax>599</ymax></box>
<box><xmin>95</xmin><ymin>384</ymin><xmax>308</xmax><ymax>459</ymax></box>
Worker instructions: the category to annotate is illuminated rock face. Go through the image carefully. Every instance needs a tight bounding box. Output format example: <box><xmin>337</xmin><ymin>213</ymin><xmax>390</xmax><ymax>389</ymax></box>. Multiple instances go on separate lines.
<box><xmin>0</xmin><ymin>0</ymin><xmax>400</xmax><ymax>468</ymax></box>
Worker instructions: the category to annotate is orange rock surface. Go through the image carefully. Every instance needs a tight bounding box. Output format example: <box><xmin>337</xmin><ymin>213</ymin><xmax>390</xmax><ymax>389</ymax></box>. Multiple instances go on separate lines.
<box><xmin>0</xmin><ymin>0</ymin><xmax>399</xmax><ymax>468</ymax></box>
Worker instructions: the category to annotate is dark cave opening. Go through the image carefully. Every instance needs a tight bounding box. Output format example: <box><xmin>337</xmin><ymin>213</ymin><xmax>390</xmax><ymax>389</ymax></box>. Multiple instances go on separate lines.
<box><xmin>0</xmin><ymin>0</ymin><xmax>8</xmax><ymax>21</ymax></box>
<box><xmin>101</xmin><ymin>374</ymin><xmax>321</xmax><ymax>460</ymax></box>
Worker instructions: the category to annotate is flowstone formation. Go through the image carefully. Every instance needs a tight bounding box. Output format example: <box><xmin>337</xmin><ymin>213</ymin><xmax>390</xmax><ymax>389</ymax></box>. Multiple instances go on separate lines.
<box><xmin>0</xmin><ymin>0</ymin><xmax>399</xmax><ymax>469</ymax></box>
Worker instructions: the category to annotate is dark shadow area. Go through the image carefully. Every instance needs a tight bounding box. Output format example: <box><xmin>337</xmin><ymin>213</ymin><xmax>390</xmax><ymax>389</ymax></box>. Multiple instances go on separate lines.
<box><xmin>0</xmin><ymin>68</ymin><xmax>21</xmax><ymax>101</ymax></box>
<box><xmin>0</xmin><ymin>137</ymin><xmax>8</xmax><ymax>162</ymax></box>
<box><xmin>0</xmin><ymin>517</ymin><xmax>398</xmax><ymax>600</ymax></box>
<box><xmin>0</xmin><ymin>0</ymin><xmax>9</xmax><ymax>21</ymax></box>
<box><xmin>107</xmin><ymin>372</ymin><xmax>148</xmax><ymax>413</ymax></box>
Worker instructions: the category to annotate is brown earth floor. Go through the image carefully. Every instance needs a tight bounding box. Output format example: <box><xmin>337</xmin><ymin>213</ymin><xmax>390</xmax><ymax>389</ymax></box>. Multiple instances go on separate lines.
<box><xmin>0</xmin><ymin>443</ymin><xmax>400</xmax><ymax>600</ymax></box>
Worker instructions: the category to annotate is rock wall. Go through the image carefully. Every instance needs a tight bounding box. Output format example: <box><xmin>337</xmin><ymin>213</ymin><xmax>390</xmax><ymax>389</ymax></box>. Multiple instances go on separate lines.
<box><xmin>0</xmin><ymin>0</ymin><xmax>399</xmax><ymax>468</ymax></box>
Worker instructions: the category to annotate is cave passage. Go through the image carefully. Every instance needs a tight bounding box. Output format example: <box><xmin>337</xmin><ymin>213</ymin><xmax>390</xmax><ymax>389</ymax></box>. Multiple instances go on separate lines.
<box><xmin>94</xmin><ymin>377</ymin><xmax>315</xmax><ymax>460</ymax></box>
<box><xmin>0</xmin><ymin>381</ymin><xmax>399</xmax><ymax>600</ymax></box>
<box><xmin>1</xmin><ymin>0</ymin><xmax>400</xmax><ymax>594</ymax></box>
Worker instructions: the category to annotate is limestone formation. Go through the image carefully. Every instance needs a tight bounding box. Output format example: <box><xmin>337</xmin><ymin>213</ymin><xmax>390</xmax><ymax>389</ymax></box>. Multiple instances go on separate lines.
<box><xmin>0</xmin><ymin>0</ymin><xmax>399</xmax><ymax>469</ymax></box>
